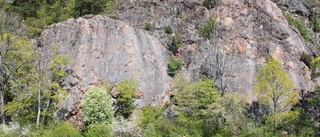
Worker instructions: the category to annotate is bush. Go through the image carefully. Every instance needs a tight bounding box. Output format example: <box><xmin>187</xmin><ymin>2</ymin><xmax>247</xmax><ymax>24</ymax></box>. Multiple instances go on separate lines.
<box><xmin>116</xmin><ymin>79</ymin><xmax>138</xmax><ymax>118</ymax></box>
<box><xmin>300</xmin><ymin>52</ymin><xmax>313</xmax><ymax>68</ymax></box>
<box><xmin>203</xmin><ymin>0</ymin><xmax>220</xmax><ymax>9</ymax></box>
<box><xmin>198</xmin><ymin>18</ymin><xmax>217</xmax><ymax>40</ymax></box>
<box><xmin>167</xmin><ymin>56</ymin><xmax>183</xmax><ymax>77</ymax></box>
<box><xmin>165</xmin><ymin>25</ymin><xmax>173</xmax><ymax>34</ymax></box>
<box><xmin>284</xmin><ymin>11</ymin><xmax>313</xmax><ymax>42</ymax></box>
<box><xmin>83</xmin><ymin>124</ymin><xmax>112</xmax><ymax>137</ymax></box>
<box><xmin>140</xmin><ymin>105</ymin><xmax>164</xmax><ymax>128</ymax></box>
<box><xmin>42</xmin><ymin>122</ymin><xmax>82</xmax><ymax>137</ymax></box>
<box><xmin>82</xmin><ymin>85</ymin><xmax>114</xmax><ymax>125</ymax></box>
<box><xmin>145</xmin><ymin>20</ymin><xmax>153</xmax><ymax>31</ymax></box>
<box><xmin>168</xmin><ymin>33</ymin><xmax>183</xmax><ymax>54</ymax></box>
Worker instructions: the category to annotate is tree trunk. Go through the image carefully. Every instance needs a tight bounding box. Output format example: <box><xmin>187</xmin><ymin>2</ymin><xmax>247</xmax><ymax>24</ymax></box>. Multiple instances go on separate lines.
<box><xmin>36</xmin><ymin>51</ymin><xmax>42</xmax><ymax>130</ymax></box>
<box><xmin>0</xmin><ymin>82</ymin><xmax>5</xmax><ymax>126</ymax></box>
<box><xmin>273</xmin><ymin>93</ymin><xmax>277</xmax><ymax>136</ymax></box>
<box><xmin>0</xmin><ymin>55</ymin><xmax>5</xmax><ymax>126</ymax></box>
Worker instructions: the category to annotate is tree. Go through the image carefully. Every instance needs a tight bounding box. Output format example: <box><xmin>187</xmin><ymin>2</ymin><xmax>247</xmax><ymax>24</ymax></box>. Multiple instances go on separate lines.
<box><xmin>0</xmin><ymin>10</ymin><xmax>27</xmax><ymax>125</ymax></box>
<box><xmin>82</xmin><ymin>85</ymin><xmax>113</xmax><ymax>125</ymax></box>
<box><xmin>171</xmin><ymin>74</ymin><xmax>221</xmax><ymax>136</ymax></box>
<box><xmin>74</xmin><ymin>0</ymin><xmax>111</xmax><ymax>16</ymax></box>
<box><xmin>116</xmin><ymin>79</ymin><xmax>137</xmax><ymax>118</ymax></box>
<box><xmin>254</xmin><ymin>55</ymin><xmax>299</xmax><ymax>134</ymax></box>
<box><xmin>172</xmin><ymin>74</ymin><xmax>219</xmax><ymax>117</ymax></box>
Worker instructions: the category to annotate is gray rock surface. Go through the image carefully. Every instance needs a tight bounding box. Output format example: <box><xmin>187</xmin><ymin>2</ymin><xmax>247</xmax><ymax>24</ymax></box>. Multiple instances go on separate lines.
<box><xmin>38</xmin><ymin>0</ymin><xmax>320</xmax><ymax>126</ymax></box>
<box><xmin>117</xmin><ymin>0</ymin><xmax>319</xmax><ymax>99</ymax></box>
<box><xmin>39</xmin><ymin>15</ymin><xmax>171</xmax><ymax>125</ymax></box>
<box><xmin>184</xmin><ymin>0</ymin><xmax>319</xmax><ymax>97</ymax></box>
<box><xmin>274</xmin><ymin>0</ymin><xmax>310</xmax><ymax>16</ymax></box>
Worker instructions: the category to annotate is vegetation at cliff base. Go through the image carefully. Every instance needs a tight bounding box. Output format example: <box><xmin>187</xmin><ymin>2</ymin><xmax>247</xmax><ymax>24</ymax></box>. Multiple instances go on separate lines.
<box><xmin>82</xmin><ymin>86</ymin><xmax>114</xmax><ymax>125</ymax></box>
<box><xmin>254</xmin><ymin>55</ymin><xmax>299</xmax><ymax>135</ymax></box>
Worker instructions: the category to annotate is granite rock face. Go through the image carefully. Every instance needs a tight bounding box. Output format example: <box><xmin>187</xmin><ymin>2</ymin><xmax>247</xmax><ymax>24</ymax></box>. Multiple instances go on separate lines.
<box><xmin>39</xmin><ymin>0</ymin><xmax>320</xmax><ymax>126</ymax></box>
<box><xmin>184</xmin><ymin>0</ymin><xmax>319</xmax><ymax>97</ymax></box>
<box><xmin>39</xmin><ymin>15</ymin><xmax>171</xmax><ymax>125</ymax></box>
<box><xmin>117</xmin><ymin>0</ymin><xmax>319</xmax><ymax>98</ymax></box>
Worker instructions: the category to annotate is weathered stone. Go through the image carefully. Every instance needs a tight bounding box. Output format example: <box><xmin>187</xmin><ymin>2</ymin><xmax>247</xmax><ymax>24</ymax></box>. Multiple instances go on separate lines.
<box><xmin>110</xmin><ymin>86</ymin><xmax>120</xmax><ymax>99</ymax></box>
<box><xmin>117</xmin><ymin>0</ymin><xmax>319</xmax><ymax>99</ymax></box>
<box><xmin>40</xmin><ymin>0</ymin><xmax>320</xmax><ymax>127</ymax></box>
<box><xmin>39</xmin><ymin>15</ymin><xmax>171</xmax><ymax>124</ymax></box>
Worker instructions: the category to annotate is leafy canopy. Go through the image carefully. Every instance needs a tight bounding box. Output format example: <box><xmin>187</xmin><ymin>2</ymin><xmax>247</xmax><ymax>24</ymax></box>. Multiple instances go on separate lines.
<box><xmin>82</xmin><ymin>85</ymin><xmax>113</xmax><ymax>125</ymax></box>
<box><xmin>116</xmin><ymin>79</ymin><xmax>137</xmax><ymax>118</ymax></box>
<box><xmin>254</xmin><ymin>55</ymin><xmax>299</xmax><ymax>133</ymax></box>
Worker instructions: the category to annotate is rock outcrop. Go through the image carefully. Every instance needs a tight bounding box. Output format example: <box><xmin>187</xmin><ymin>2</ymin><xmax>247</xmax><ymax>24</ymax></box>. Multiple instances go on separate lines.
<box><xmin>117</xmin><ymin>0</ymin><xmax>319</xmax><ymax>98</ymax></box>
<box><xmin>38</xmin><ymin>0</ymin><xmax>320</xmax><ymax>126</ymax></box>
<box><xmin>39</xmin><ymin>15</ymin><xmax>171</xmax><ymax>126</ymax></box>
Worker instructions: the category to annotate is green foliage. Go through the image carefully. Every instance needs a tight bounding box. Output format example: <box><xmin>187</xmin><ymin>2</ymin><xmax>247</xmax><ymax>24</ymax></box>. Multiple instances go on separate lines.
<box><xmin>310</xmin><ymin>56</ymin><xmax>320</xmax><ymax>79</ymax></box>
<box><xmin>116</xmin><ymin>79</ymin><xmax>137</xmax><ymax>118</ymax></box>
<box><xmin>42</xmin><ymin>122</ymin><xmax>82</xmax><ymax>137</ymax></box>
<box><xmin>167</xmin><ymin>33</ymin><xmax>183</xmax><ymax>54</ymax></box>
<box><xmin>6</xmin><ymin>0</ymin><xmax>75</xmax><ymax>36</ymax></box>
<box><xmin>0</xmin><ymin>130</ymin><xmax>20</xmax><ymax>137</ymax></box>
<box><xmin>82</xmin><ymin>85</ymin><xmax>113</xmax><ymax>125</ymax></box>
<box><xmin>203</xmin><ymin>0</ymin><xmax>220</xmax><ymax>9</ymax></box>
<box><xmin>310</xmin><ymin>8</ymin><xmax>320</xmax><ymax>32</ymax></box>
<box><xmin>306</xmin><ymin>0</ymin><xmax>320</xmax><ymax>8</ymax></box>
<box><xmin>206</xmin><ymin>93</ymin><xmax>249</xmax><ymax>136</ymax></box>
<box><xmin>6</xmin><ymin>0</ymin><xmax>118</xmax><ymax>36</ymax></box>
<box><xmin>83</xmin><ymin>123</ymin><xmax>112</xmax><ymax>137</ymax></box>
<box><xmin>300</xmin><ymin>52</ymin><xmax>313</xmax><ymax>68</ymax></box>
<box><xmin>172</xmin><ymin>75</ymin><xmax>219</xmax><ymax>117</ymax></box>
<box><xmin>171</xmin><ymin>75</ymin><xmax>221</xmax><ymax>136</ymax></box>
<box><xmin>140</xmin><ymin>105</ymin><xmax>164</xmax><ymax>128</ymax></box>
<box><xmin>167</xmin><ymin>56</ymin><xmax>183</xmax><ymax>77</ymax></box>
<box><xmin>283</xmin><ymin>11</ymin><xmax>315</xmax><ymax>43</ymax></box>
<box><xmin>4</xmin><ymin>38</ymin><xmax>38</xmax><ymax>123</ymax></box>
<box><xmin>254</xmin><ymin>55</ymin><xmax>299</xmax><ymax>134</ymax></box>
<box><xmin>145</xmin><ymin>20</ymin><xmax>153</xmax><ymax>31</ymax></box>
<box><xmin>74</xmin><ymin>0</ymin><xmax>110</xmax><ymax>16</ymax></box>
<box><xmin>165</xmin><ymin>25</ymin><xmax>173</xmax><ymax>34</ymax></box>
<box><xmin>198</xmin><ymin>18</ymin><xmax>217</xmax><ymax>40</ymax></box>
<box><xmin>51</xmin><ymin>46</ymin><xmax>73</xmax><ymax>81</ymax></box>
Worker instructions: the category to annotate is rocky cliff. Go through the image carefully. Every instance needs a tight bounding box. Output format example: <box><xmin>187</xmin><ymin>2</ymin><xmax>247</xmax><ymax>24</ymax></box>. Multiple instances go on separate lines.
<box><xmin>38</xmin><ymin>0</ymin><xmax>320</xmax><ymax>125</ymax></box>
<box><xmin>39</xmin><ymin>15</ymin><xmax>171</xmax><ymax>126</ymax></box>
<box><xmin>117</xmin><ymin>0</ymin><xmax>319</xmax><ymax>96</ymax></box>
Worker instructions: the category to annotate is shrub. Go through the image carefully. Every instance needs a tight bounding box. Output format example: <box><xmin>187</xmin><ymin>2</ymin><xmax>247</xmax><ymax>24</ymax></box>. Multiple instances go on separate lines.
<box><xmin>165</xmin><ymin>25</ymin><xmax>173</xmax><ymax>34</ymax></box>
<box><xmin>140</xmin><ymin>105</ymin><xmax>164</xmax><ymax>128</ymax></box>
<box><xmin>116</xmin><ymin>79</ymin><xmax>138</xmax><ymax>118</ymax></box>
<box><xmin>42</xmin><ymin>122</ymin><xmax>82</xmax><ymax>137</ymax></box>
<box><xmin>300</xmin><ymin>52</ymin><xmax>313</xmax><ymax>68</ymax></box>
<box><xmin>283</xmin><ymin>11</ymin><xmax>313</xmax><ymax>42</ymax></box>
<box><xmin>198</xmin><ymin>18</ymin><xmax>217</xmax><ymax>40</ymax></box>
<box><xmin>83</xmin><ymin>123</ymin><xmax>112</xmax><ymax>137</ymax></box>
<box><xmin>167</xmin><ymin>56</ymin><xmax>183</xmax><ymax>77</ymax></box>
<box><xmin>203</xmin><ymin>0</ymin><xmax>220</xmax><ymax>9</ymax></box>
<box><xmin>168</xmin><ymin>32</ymin><xmax>183</xmax><ymax>54</ymax></box>
<box><xmin>145</xmin><ymin>20</ymin><xmax>153</xmax><ymax>31</ymax></box>
<box><xmin>82</xmin><ymin>85</ymin><xmax>114</xmax><ymax>125</ymax></box>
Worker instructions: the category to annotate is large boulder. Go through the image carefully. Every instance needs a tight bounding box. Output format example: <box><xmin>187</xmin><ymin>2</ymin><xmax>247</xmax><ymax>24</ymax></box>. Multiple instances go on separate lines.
<box><xmin>39</xmin><ymin>15</ymin><xmax>171</xmax><ymax>126</ymax></box>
